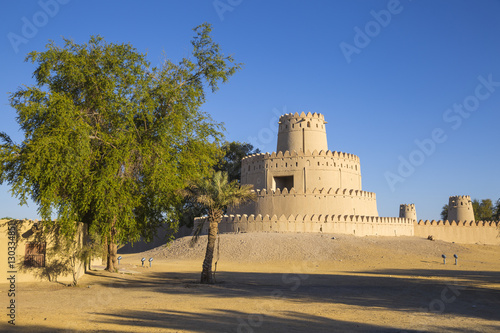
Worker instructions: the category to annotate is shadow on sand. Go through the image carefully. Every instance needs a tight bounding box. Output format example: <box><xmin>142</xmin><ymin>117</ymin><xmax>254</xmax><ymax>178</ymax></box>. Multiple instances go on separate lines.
<box><xmin>63</xmin><ymin>267</ymin><xmax>500</xmax><ymax>332</ymax></box>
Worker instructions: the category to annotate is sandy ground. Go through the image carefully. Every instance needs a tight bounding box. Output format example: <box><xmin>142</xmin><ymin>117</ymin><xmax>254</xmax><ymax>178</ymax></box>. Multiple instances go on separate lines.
<box><xmin>1</xmin><ymin>233</ymin><xmax>499</xmax><ymax>332</ymax></box>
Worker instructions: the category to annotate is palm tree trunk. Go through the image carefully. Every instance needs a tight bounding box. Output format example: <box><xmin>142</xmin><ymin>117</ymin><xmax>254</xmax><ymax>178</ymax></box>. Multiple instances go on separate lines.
<box><xmin>201</xmin><ymin>209</ymin><xmax>222</xmax><ymax>284</ymax></box>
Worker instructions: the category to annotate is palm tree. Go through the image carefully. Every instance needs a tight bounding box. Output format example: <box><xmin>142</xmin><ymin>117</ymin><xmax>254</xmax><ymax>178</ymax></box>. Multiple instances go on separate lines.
<box><xmin>184</xmin><ymin>171</ymin><xmax>256</xmax><ymax>284</ymax></box>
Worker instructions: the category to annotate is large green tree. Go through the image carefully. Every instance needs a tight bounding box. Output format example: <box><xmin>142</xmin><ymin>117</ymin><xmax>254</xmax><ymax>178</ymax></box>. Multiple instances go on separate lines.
<box><xmin>473</xmin><ymin>199</ymin><xmax>494</xmax><ymax>221</ymax></box>
<box><xmin>0</xmin><ymin>24</ymin><xmax>241</xmax><ymax>272</ymax></box>
<box><xmin>184</xmin><ymin>171</ymin><xmax>255</xmax><ymax>284</ymax></box>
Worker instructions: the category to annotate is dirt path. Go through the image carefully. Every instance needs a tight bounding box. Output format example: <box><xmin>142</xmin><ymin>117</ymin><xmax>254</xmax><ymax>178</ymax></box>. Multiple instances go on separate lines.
<box><xmin>1</xmin><ymin>233</ymin><xmax>499</xmax><ymax>332</ymax></box>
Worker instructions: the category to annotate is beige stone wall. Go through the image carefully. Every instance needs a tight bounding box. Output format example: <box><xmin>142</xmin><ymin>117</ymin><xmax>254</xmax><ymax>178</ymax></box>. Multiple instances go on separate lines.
<box><xmin>194</xmin><ymin>214</ymin><xmax>414</xmax><ymax>237</ymax></box>
<box><xmin>414</xmin><ymin>220</ymin><xmax>499</xmax><ymax>245</ymax></box>
<box><xmin>0</xmin><ymin>219</ymin><xmax>88</xmax><ymax>283</ymax></box>
<box><xmin>230</xmin><ymin>187</ymin><xmax>378</xmax><ymax>217</ymax></box>
<box><xmin>241</xmin><ymin>150</ymin><xmax>362</xmax><ymax>193</ymax></box>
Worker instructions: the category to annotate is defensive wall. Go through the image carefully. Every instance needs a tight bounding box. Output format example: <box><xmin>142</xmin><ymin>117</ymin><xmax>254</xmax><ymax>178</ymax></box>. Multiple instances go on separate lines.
<box><xmin>195</xmin><ymin>214</ymin><xmax>414</xmax><ymax>237</ymax></box>
<box><xmin>193</xmin><ymin>216</ymin><xmax>499</xmax><ymax>245</ymax></box>
<box><xmin>241</xmin><ymin>150</ymin><xmax>362</xmax><ymax>192</ymax></box>
<box><xmin>231</xmin><ymin>187</ymin><xmax>378</xmax><ymax>217</ymax></box>
<box><xmin>414</xmin><ymin>219</ymin><xmax>499</xmax><ymax>245</ymax></box>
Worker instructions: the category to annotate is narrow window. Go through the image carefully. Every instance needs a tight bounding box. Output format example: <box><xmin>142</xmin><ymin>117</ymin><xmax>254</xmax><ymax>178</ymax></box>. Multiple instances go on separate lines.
<box><xmin>25</xmin><ymin>242</ymin><xmax>46</xmax><ymax>267</ymax></box>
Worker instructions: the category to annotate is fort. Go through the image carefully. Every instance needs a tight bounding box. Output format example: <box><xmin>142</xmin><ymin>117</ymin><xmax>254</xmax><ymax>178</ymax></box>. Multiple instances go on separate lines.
<box><xmin>195</xmin><ymin>112</ymin><xmax>499</xmax><ymax>245</ymax></box>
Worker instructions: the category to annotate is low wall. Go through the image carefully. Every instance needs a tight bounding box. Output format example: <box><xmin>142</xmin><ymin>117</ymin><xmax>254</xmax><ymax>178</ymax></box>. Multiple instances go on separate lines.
<box><xmin>414</xmin><ymin>220</ymin><xmax>500</xmax><ymax>245</ymax></box>
<box><xmin>194</xmin><ymin>214</ymin><xmax>414</xmax><ymax>237</ymax></box>
<box><xmin>0</xmin><ymin>219</ymin><xmax>88</xmax><ymax>283</ymax></box>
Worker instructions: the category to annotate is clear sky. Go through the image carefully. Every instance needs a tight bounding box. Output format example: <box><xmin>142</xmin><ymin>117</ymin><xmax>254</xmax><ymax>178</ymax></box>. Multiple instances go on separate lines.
<box><xmin>1</xmin><ymin>0</ymin><xmax>499</xmax><ymax>221</ymax></box>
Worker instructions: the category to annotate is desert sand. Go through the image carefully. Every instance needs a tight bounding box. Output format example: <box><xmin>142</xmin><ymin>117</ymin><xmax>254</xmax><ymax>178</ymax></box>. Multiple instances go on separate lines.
<box><xmin>1</xmin><ymin>233</ymin><xmax>499</xmax><ymax>332</ymax></box>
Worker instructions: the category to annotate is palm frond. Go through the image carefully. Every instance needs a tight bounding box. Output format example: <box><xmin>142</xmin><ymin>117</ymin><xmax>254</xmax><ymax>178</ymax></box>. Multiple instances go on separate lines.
<box><xmin>190</xmin><ymin>218</ymin><xmax>206</xmax><ymax>247</ymax></box>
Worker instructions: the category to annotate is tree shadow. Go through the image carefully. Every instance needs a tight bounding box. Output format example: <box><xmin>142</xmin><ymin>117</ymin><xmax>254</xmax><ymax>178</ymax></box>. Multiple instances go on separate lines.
<box><xmin>91</xmin><ymin>308</ymin><xmax>424</xmax><ymax>333</ymax></box>
<box><xmin>84</xmin><ymin>267</ymin><xmax>500</xmax><ymax>323</ymax></box>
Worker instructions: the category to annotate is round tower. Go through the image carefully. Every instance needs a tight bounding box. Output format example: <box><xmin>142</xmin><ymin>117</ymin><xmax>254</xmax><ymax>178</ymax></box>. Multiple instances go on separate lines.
<box><xmin>447</xmin><ymin>195</ymin><xmax>474</xmax><ymax>222</ymax></box>
<box><xmin>399</xmin><ymin>204</ymin><xmax>417</xmax><ymax>221</ymax></box>
<box><xmin>277</xmin><ymin>112</ymin><xmax>328</xmax><ymax>153</ymax></box>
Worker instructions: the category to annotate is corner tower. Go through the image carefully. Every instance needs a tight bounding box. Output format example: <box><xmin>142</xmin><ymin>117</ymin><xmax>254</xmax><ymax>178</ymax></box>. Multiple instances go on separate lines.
<box><xmin>448</xmin><ymin>195</ymin><xmax>474</xmax><ymax>222</ymax></box>
<box><xmin>399</xmin><ymin>204</ymin><xmax>417</xmax><ymax>221</ymax></box>
<box><xmin>277</xmin><ymin>112</ymin><xmax>328</xmax><ymax>153</ymax></box>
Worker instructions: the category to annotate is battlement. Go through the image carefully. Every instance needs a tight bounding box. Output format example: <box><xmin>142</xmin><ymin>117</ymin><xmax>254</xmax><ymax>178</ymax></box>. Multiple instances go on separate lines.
<box><xmin>416</xmin><ymin>220</ymin><xmax>499</xmax><ymax>226</ymax></box>
<box><xmin>414</xmin><ymin>219</ymin><xmax>499</xmax><ymax>245</ymax></box>
<box><xmin>449</xmin><ymin>195</ymin><xmax>471</xmax><ymax>200</ymax></box>
<box><xmin>215</xmin><ymin>214</ymin><xmax>412</xmax><ymax>224</ymax></box>
<box><xmin>194</xmin><ymin>213</ymin><xmax>413</xmax><ymax>236</ymax></box>
<box><xmin>242</xmin><ymin>149</ymin><xmax>360</xmax><ymax>162</ymax></box>
<box><xmin>449</xmin><ymin>195</ymin><xmax>473</xmax><ymax>206</ymax></box>
<box><xmin>250</xmin><ymin>187</ymin><xmax>376</xmax><ymax>199</ymax></box>
<box><xmin>279</xmin><ymin>112</ymin><xmax>326</xmax><ymax>122</ymax></box>
<box><xmin>400</xmin><ymin>204</ymin><xmax>415</xmax><ymax>210</ymax></box>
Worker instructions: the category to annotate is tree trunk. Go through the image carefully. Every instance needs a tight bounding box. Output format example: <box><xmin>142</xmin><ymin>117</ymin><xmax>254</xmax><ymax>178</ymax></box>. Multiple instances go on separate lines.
<box><xmin>106</xmin><ymin>241</ymin><xmax>118</xmax><ymax>272</ymax></box>
<box><xmin>105</xmin><ymin>223</ymin><xmax>118</xmax><ymax>272</ymax></box>
<box><xmin>101</xmin><ymin>236</ymin><xmax>108</xmax><ymax>266</ymax></box>
<box><xmin>200</xmin><ymin>210</ymin><xmax>222</xmax><ymax>284</ymax></box>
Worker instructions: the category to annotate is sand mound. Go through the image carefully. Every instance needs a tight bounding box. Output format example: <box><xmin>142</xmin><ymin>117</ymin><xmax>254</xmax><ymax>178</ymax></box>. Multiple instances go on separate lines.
<box><xmin>141</xmin><ymin>232</ymin><xmax>471</xmax><ymax>264</ymax></box>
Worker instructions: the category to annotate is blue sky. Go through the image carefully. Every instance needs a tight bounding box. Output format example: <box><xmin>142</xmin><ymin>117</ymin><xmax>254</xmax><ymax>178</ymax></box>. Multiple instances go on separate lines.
<box><xmin>1</xmin><ymin>0</ymin><xmax>499</xmax><ymax>221</ymax></box>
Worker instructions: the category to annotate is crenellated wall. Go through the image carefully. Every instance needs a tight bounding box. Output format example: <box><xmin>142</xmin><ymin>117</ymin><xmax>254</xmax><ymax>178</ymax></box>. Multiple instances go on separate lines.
<box><xmin>241</xmin><ymin>149</ymin><xmax>362</xmax><ymax>192</ymax></box>
<box><xmin>194</xmin><ymin>214</ymin><xmax>414</xmax><ymax>237</ymax></box>
<box><xmin>193</xmin><ymin>216</ymin><xmax>500</xmax><ymax>245</ymax></box>
<box><xmin>414</xmin><ymin>220</ymin><xmax>499</xmax><ymax>245</ymax></box>
<box><xmin>230</xmin><ymin>187</ymin><xmax>378</xmax><ymax>217</ymax></box>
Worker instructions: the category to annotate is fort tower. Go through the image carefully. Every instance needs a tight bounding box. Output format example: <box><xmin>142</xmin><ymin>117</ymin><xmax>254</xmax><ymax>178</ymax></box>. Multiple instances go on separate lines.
<box><xmin>277</xmin><ymin>112</ymin><xmax>328</xmax><ymax>153</ymax></box>
<box><xmin>399</xmin><ymin>204</ymin><xmax>417</xmax><ymax>221</ymax></box>
<box><xmin>447</xmin><ymin>195</ymin><xmax>474</xmax><ymax>222</ymax></box>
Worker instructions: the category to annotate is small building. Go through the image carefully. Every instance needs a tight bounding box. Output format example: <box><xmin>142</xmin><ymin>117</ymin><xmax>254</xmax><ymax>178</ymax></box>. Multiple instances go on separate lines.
<box><xmin>1</xmin><ymin>219</ymin><xmax>89</xmax><ymax>284</ymax></box>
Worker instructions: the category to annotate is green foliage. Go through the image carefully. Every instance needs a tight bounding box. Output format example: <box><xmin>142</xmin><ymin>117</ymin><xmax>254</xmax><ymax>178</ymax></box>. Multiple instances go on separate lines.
<box><xmin>185</xmin><ymin>171</ymin><xmax>256</xmax><ymax>213</ymax></box>
<box><xmin>0</xmin><ymin>24</ymin><xmax>241</xmax><ymax>258</ymax></box>
<box><xmin>215</xmin><ymin>141</ymin><xmax>260</xmax><ymax>182</ymax></box>
<box><xmin>440</xmin><ymin>204</ymin><xmax>448</xmax><ymax>221</ymax></box>
<box><xmin>473</xmin><ymin>199</ymin><xmax>494</xmax><ymax>221</ymax></box>
<box><xmin>494</xmin><ymin>198</ymin><xmax>500</xmax><ymax>221</ymax></box>
<box><xmin>183</xmin><ymin>171</ymin><xmax>256</xmax><ymax>283</ymax></box>
<box><xmin>176</xmin><ymin>141</ymin><xmax>259</xmax><ymax>227</ymax></box>
<box><xmin>184</xmin><ymin>170</ymin><xmax>256</xmax><ymax>243</ymax></box>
